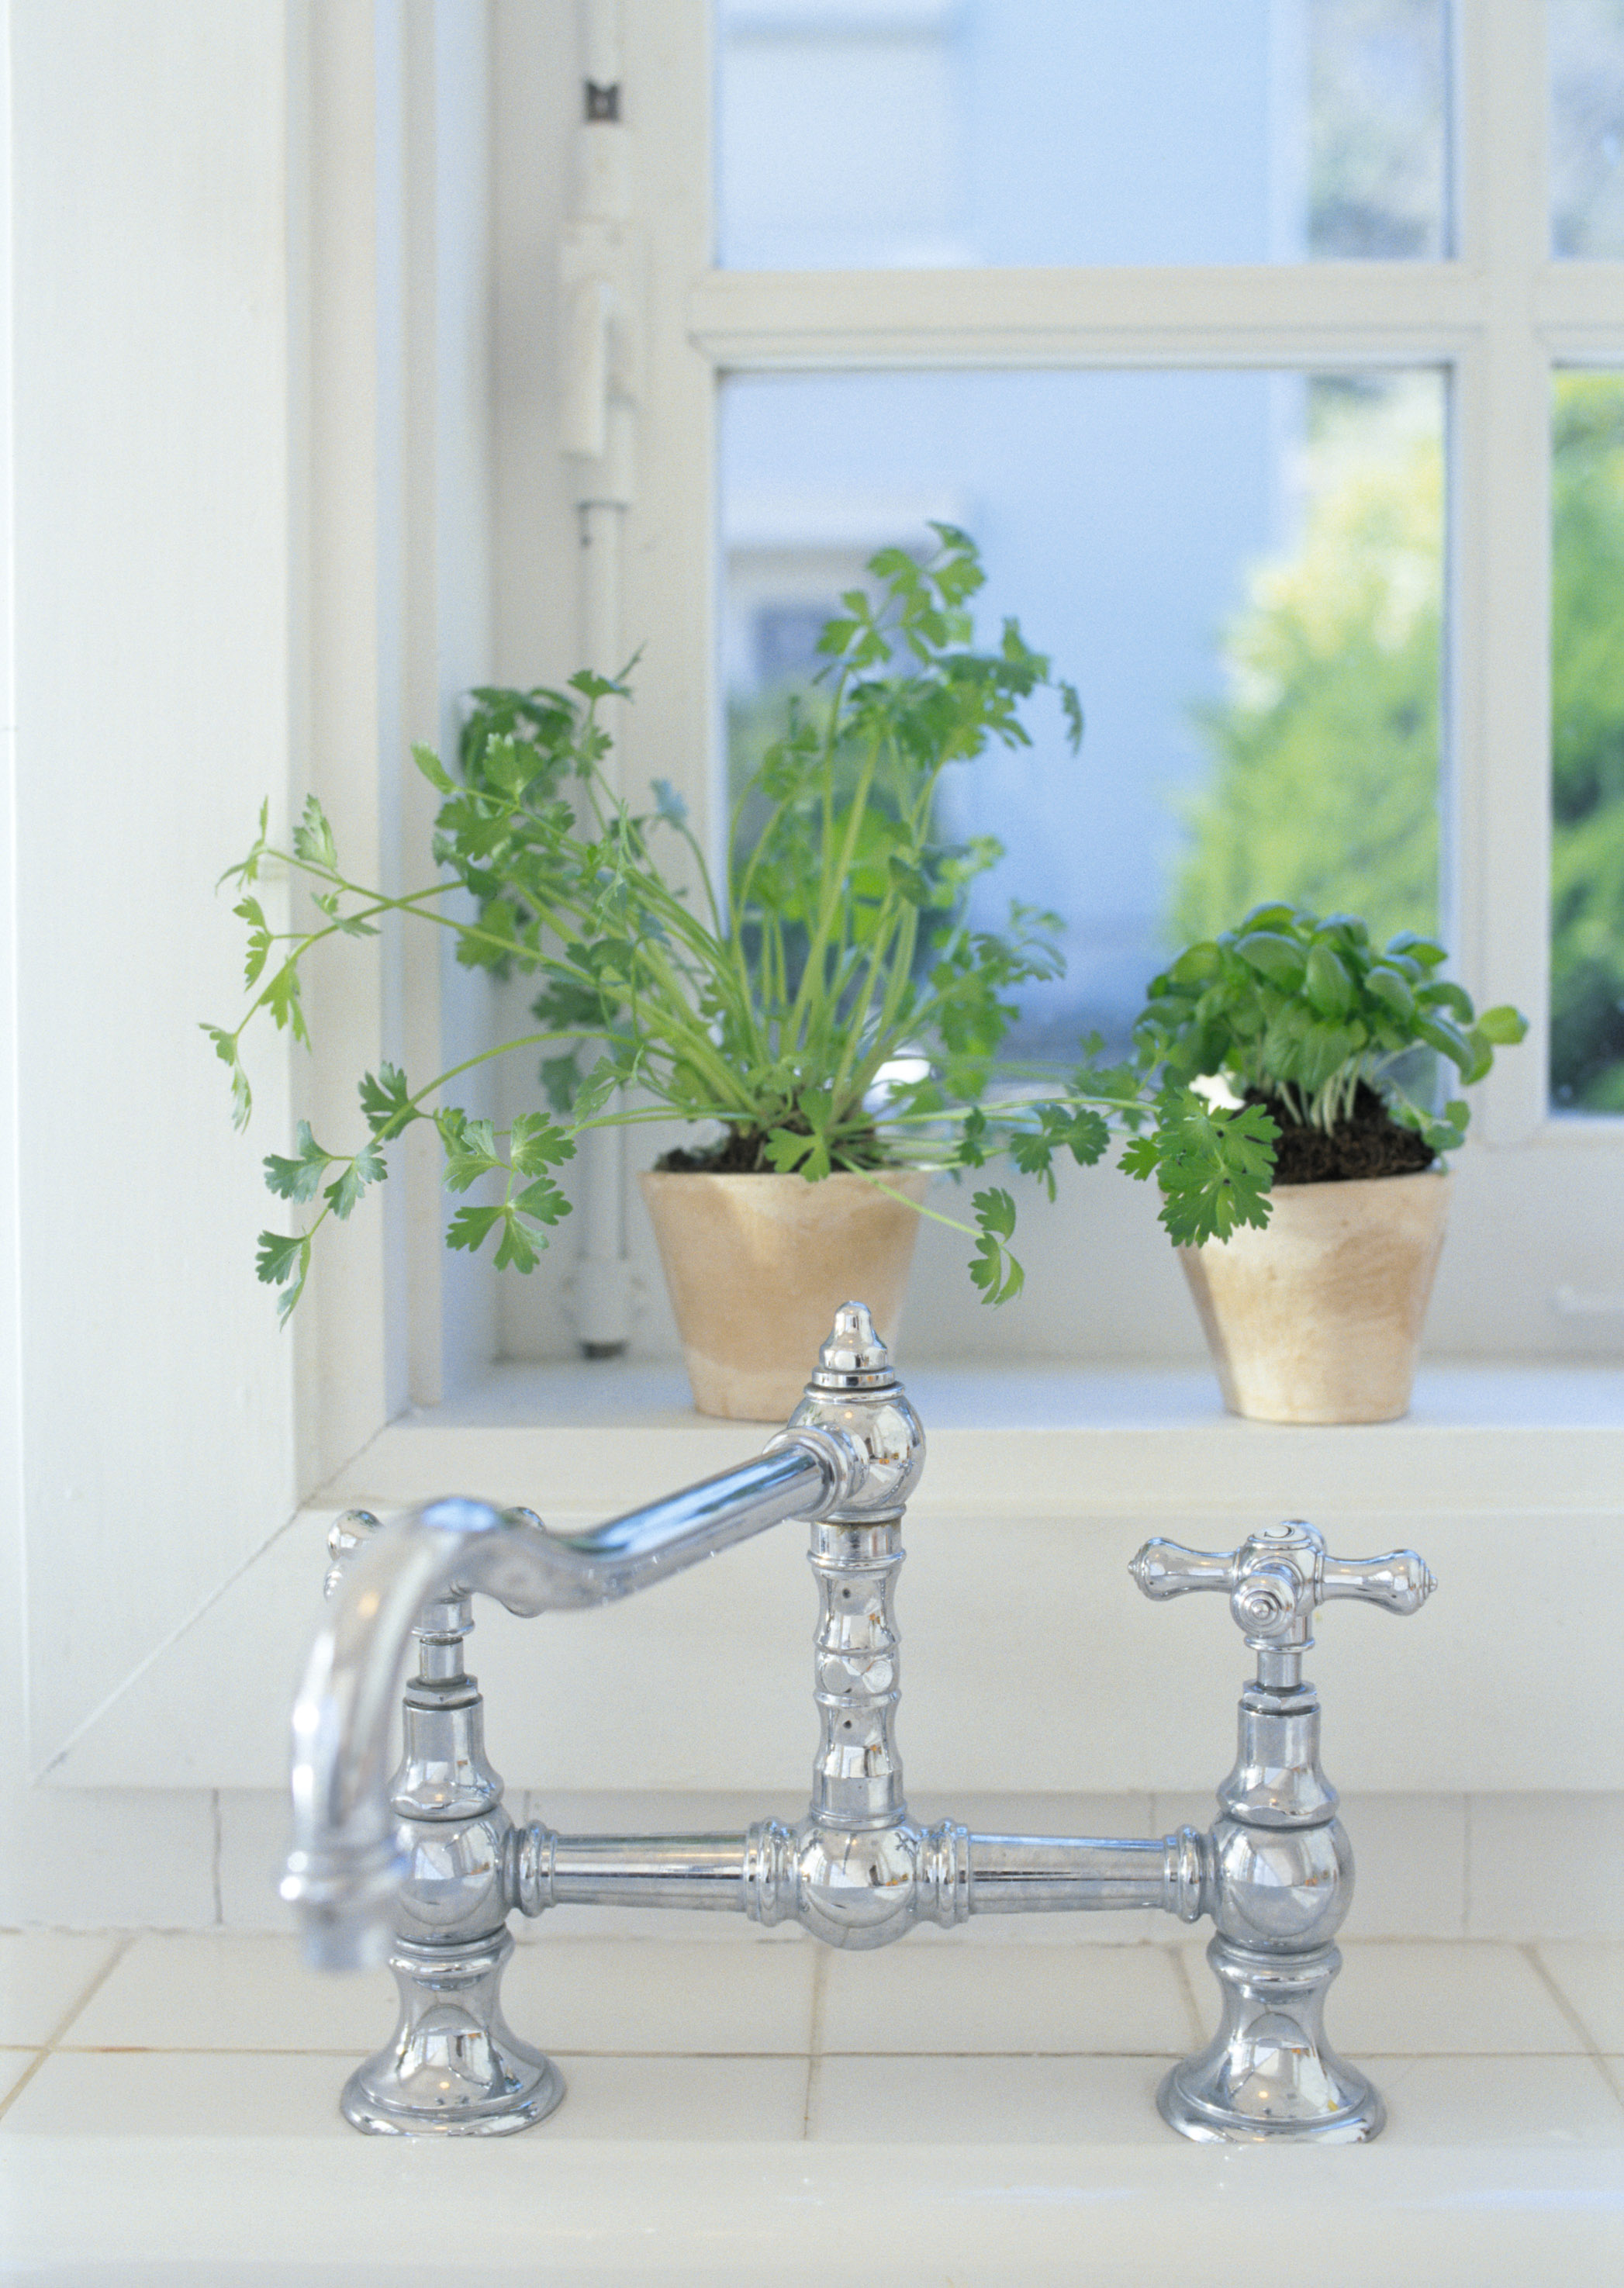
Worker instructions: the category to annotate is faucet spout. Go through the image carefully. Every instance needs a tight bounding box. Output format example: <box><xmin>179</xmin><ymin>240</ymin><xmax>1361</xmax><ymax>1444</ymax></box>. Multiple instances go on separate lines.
<box><xmin>283</xmin><ymin>1440</ymin><xmax>840</xmax><ymax>1969</ymax></box>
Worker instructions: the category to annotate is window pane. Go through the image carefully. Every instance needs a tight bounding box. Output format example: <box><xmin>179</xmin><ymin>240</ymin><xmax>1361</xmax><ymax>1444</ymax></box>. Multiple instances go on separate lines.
<box><xmin>715</xmin><ymin>0</ymin><xmax>1450</xmax><ymax>268</ymax></box>
<box><xmin>1552</xmin><ymin>374</ymin><xmax>1624</xmax><ymax>1110</ymax></box>
<box><xmin>1551</xmin><ymin>0</ymin><xmax>1624</xmax><ymax>256</ymax></box>
<box><xmin>720</xmin><ymin>368</ymin><xmax>1443</xmax><ymax>1059</ymax></box>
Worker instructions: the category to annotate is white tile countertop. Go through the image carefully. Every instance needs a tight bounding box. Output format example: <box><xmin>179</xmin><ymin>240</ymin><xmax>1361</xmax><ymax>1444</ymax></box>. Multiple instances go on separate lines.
<box><xmin>2</xmin><ymin>1927</ymin><xmax>1620</xmax><ymax>2285</ymax></box>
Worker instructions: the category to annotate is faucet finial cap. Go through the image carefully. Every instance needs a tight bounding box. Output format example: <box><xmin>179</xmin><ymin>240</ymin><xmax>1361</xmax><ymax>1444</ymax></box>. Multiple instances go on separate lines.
<box><xmin>809</xmin><ymin>1300</ymin><xmax>895</xmax><ymax>1391</ymax></box>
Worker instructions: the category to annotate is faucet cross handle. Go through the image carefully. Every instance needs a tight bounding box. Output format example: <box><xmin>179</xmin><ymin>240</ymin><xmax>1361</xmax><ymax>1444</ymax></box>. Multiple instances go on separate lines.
<box><xmin>1129</xmin><ymin>1519</ymin><xmax>1436</xmax><ymax>1650</ymax></box>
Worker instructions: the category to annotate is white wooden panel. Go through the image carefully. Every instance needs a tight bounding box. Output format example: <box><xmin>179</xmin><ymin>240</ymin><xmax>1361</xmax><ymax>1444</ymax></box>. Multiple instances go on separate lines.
<box><xmin>10</xmin><ymin>0</ymin><xmax>299</xmax><ymax>1778</ymax></box>
<box><xmin>43</xmin><ymin>1365</ymin><xmax>1624</xmax><ymax>1796</ymax></box>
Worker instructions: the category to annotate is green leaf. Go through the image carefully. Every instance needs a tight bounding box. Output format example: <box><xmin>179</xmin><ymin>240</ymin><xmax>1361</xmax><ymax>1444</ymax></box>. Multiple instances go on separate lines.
<box><xmin>954</xmin><ymin>1106</ymin><xmax>988</xmax><ymax>1168</ymax></box>
<box><xmin>233</xmin><ymin>897</ymin><xmax>273</xmax><ymax>989</ymax></box>
<box><xmin>256</xmin><ymin>1229</ymin><xmax>306</xmax><ymax>1286</ymax></box>
<box><xmin>968</xmin><ymin>1187</ymin><xmax>1023</xmax><ymax>1305</ymax></box>
<box><xmin>292</xmin><ymin>794</ymin><xmax>337</xmax><ymax>872</ymax></box>
<box><xmin>1129</xmin><ymin>1093</ymin><xmax>1278</xmax><ymax>1249</ymax></box>
<box><xmin>1234</xmin><ymin>931</ymin><xmax>1308</xmax><ymax>989</ymax></box>
<box><xmin>201</xmin><ymin>1025</ymin><xmax>253</xmax><ymax>1128</ymax></box>
<box><xmin>443</xmin><ymin>1115</ymin><xmax>502</xmax><ymax>1193</ymax></box>
<box><xmin>412</xmin><ymin>741</ymin><xmax>456</xmax><ymax>793</ymax></box>
<box><xmin>1363</xmin><ymin>964</ymin><xmax>1415</xmax><ymax>1020</ymax></box>
<box><xmin>541</xmin><ymin>1053</ymin><xmax>579</xmax><ymax>1114</ymax></box>
<box><xmin>264</xmin><ymin>1120</ymin><xmax>332</xmax><ymax>1203</ymax></box>
<box><xmin>1060</xmin><ymin>680</ymin><xmax>1085</xmax><ymax>752</ymax></box>
<box><xmin>1170</xmin><ymin>940</ymin><xmax>1221</xmax><ymax>987</ymax></box>
<box><xmin>446</xmin><ymin>1203</ymin><xmax>503</xmax><ymax>1253</ymax></box>
<box><xmin>572</xmin><ymin>1057</ymin><xmax>622</xmax><ymax>1122</ymax></box>
<box><xmin>323</xmin><ymin>1141</ymin><xmax>386</xmax><ymax>1221</ymax></box>
<box><xmin>359</xmin><ymin>1063</ymin><xmax>415</xmax><ymax>1139</ymax></box>
<box><xmin>1417</xmin><ymin>979</ymin><xmax>1475</xmax><ymax>1023</ymax></box>
<box><xmin>567</xmin><ymin>667</ymin><xmax>628</xmax><ymax>705</ymax></box>
<box><xmin>513</xmin><ymin>1175</ymin><xmax>572</xmax><ymax>1226</ymax></box>
<box><xmin>1386</xmin><ymin>931</ymin><xmax>1447</xmax><ymax>971</ymax></box>
<box><xmin>509</xmin><ymin>1111</ymin><xmax>576</xmax><ymax>1176</ymax></box>
<box><xmin>973</xmin><ymin>1184</ymin><xmax>1016</xmax><ymax>1239</ymax></box>
<box><xmin>492</xmin><ymin>1209</ymin><xmax>541</xmax><ymax>1273</ymax></box>
<box><xmin>1305</xmin><ymin>943</ymin><xmax>1353</xmax><ymax>1017</ymax></box>
<box><xmin>256</xmin><ymin>1230</ymin><xmax>312</xmax><ymax>1324</ymax></box>
<box><xmin>1414</xmin><ymin>1014</ymin><xmax>1476</xmax><ymax>1076</ymax></box>
<box><xmin>259</xmin><ymin>959</ymin><xmax>309</xmax><ymax>1046</ymax></box>
<box><xmin>1474</xmin><ymin>1002</ymin><xmax>1529</xmax><ymax>1045</ymax></box>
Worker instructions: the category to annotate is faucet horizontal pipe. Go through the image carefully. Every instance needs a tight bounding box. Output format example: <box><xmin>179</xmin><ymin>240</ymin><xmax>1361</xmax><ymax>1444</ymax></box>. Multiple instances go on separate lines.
<box><xmin>967</xmin><ymin>1831</ymin><xmax>1207</xmax><ymax>1920</ymax></box>
<box><xmin>503</xmin><ymin>1823</ymin><xmax>1208</xmax><ymax>1931</ymax></box>
<box><xmin>509</xmin><ymin>1829</ymin><xmax>751</xmax><ymax>1915</ymax></box>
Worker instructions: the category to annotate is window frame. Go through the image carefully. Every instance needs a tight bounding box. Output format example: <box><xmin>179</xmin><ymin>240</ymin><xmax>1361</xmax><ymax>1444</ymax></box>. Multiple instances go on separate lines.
<box><xmin>501</xmin><ymin>0</ymin><xmax>1624</xmax><ymax>1374</ymax></box>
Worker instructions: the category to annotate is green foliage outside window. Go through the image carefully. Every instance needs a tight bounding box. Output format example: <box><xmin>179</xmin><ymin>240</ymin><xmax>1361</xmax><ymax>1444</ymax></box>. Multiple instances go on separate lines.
<box><xmin>1551</xmin><ymin>374</ymin><xmax>1624</xmax><ymax>1110</ymax></box>
<box><xmin>1171</xmin><ymin>379</ymin><xmax>1440</xmax><ymax>956</ymax></box>
<box><xmin>1172</xmin><ymin>372</ymin><xmax>1624</xmax><ymax>1113</ymax></box>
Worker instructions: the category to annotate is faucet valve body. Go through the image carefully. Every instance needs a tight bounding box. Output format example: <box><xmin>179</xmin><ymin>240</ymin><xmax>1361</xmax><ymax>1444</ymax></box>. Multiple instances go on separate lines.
<box><xmin>1129</xmin><ymin>1519</ymin><xmax>1435</xmax><ymax>2142</ymax></box>
<box><xmin>288</xmin><ymin>1317</ymin><xmax>1434</xmax><ymax>2145</ymax></box>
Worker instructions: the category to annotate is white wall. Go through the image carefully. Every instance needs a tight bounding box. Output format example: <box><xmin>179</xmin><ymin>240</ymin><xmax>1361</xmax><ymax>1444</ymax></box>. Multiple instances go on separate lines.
<box><xmin>0</xmin><ymin>0</ymin><xmax>499</xmax><ymax>1924</ymax></box>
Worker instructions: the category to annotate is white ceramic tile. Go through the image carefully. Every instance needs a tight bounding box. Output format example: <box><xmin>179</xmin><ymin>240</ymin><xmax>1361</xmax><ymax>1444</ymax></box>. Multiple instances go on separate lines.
<box><xmin>1316</xmin><ymin>1942</ymin><xmax>1585</xmax><ymax>2055</ymax></box>
<box><xmin>1148</xmin><ymin>1790</ymin><xmax>1214</xmax><ymax>1840</ymax></box>
<box><xmin>0</xmin><ymin>1785</ymin><xmax>218</xmax><ymax>1928</ymax></box>
<box><xmin>1468</xmin><ymin>1794</ymin><xmax>1624</xmax><ymax>1941</ymax></box>
<box><xmin>1368</xmin><ymin>2054</ymin><xmax>1624</xmax><ymax>2146</ymax></box>
<box><xmin>0</xmin><ymin>1930</ymin><xmax>123</xmax><ymax>2045</ymax></box>
<box><xmin>540</xmin><ymin>2055</ymin><xmax>808</xmax><ymax>2140</ymax></box>
<box><xmin>216</xmin><ymin>1789</ymin><xmax>297</xmax><ymax>1931</ymax></box>
<box><xmin>64</xmin><ymin>1933</ymin><xmax>397</xmax><ymax>2053</ymax></box>
<box><xmin>503</xmin><ymin>1936</ymin><xmax>817</xmax><ymax>2054</ymax></box>
<box><xmin>807</xmin><ymin>2051</ymin><xmax>1175</xmax><ymax>2144</ymax></box>
<box><xmin>0</xmin><ymin>2051</ymin><xmax>39</xmax><ymax>2105</ymax></box>
<box><xmin>0</xmin><ymin>2047</ymin><xmax>364</xmax><ymax>2137</ymax></box>
<box><xmin>1335</xmin><ymin>1793</ymin><xmax>1467</xmax><ymax>1939</ymax></box>
<box><xmin>1536</xmin><ymin>1943</ymin><xmax>1624</xmax><ymax>2054</ymax></box>
<box><xmin>820</xmin><ymin>1942</ymin><xmax>1197</xmax><ymax>2055</ymax></box>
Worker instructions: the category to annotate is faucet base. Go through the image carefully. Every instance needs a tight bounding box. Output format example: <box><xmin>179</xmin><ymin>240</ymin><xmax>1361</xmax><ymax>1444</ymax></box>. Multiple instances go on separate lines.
<box><xmin>340</xmin><ymin>1928</ymin><xmax>564</xmax><ymax>2138</ymax></box>
<box><xmin>1157</xmin><ymin>1937</ymin><xmax>1384</xmax><ymax>2145</ymax></box>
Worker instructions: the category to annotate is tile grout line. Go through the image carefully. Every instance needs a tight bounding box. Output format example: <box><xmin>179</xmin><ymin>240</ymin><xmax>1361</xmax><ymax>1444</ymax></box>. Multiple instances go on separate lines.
<box><xmin>0</xmin><ymin>1932</ymin><xmax>137</xmax><ymax>2124</ymax></box>
<box><xmin>1166</xmin><ymin>1938</ymin><xmax>1208</xmax><ymax>2051</ymax></box>
<box><xmin>800</xmin><ymin>1947</ymin><xmax>828</xmax><ymax>2141</ymax></box>
<box><xmin>1522</xmin><ymin>1942</ymin><xmax>1624</xmax><ymax>2114</ymax></box>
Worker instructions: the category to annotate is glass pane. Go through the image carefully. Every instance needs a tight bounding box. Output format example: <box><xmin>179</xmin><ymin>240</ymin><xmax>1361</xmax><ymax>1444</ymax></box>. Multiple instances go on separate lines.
<box><xmin>1552</xmin><ymin>373</ymin><xmax>1624</xmax><ymax>1110</ymax></box>
<box><xmin>1551</xmin><ymin>0</ymin><xmax>1624</xmax><ymax>257</ymax></box>
<box><xmin>716</xmin><ymin>0</ymin><xmax>1450</xmax><ymax>268</ymax></box>
<box><xmin>720</xmin><ymin>367</ymin><xmax>1443</xmax><ymax>1059</ymax></box>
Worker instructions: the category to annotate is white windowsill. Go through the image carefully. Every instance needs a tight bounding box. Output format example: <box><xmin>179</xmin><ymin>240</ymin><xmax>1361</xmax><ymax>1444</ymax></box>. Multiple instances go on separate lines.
<box><xmin>39</xmin><ymin>1359</ymin><xmax>1624</xmax><ymax>1799</ymax></box>
<box><xmin>319</xmin><ymin>1355</ymin><xmax>1624</xmax><ymax>1522</ymax></box>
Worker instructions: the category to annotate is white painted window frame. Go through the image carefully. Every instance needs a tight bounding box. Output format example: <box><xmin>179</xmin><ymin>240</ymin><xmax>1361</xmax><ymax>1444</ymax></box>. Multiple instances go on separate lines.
<box><xmin>661</xmin><ymin>0</ymin><xmax>1613</xmax><ymax>1155</ymax></box>
<box><xmin>572</xmin><ymin>0</ymin><xmax>1624</xmax><ymax>1350</ymax></box>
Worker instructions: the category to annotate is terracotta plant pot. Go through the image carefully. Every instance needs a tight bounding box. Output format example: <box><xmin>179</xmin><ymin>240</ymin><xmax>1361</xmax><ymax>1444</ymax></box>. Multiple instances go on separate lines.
<box><xmin>1177</xmin><ymin>1169</ymin><xmax>1453</xmax><ymax>1425</ymax></box>
<box><xmin>638</xmin><ymin>1167</ymin><xmax>932</xmax><ymax>1420</ymax></box>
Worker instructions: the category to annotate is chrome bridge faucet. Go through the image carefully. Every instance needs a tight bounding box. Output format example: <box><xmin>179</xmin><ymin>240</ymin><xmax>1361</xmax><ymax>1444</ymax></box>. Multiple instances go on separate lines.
<box><xmin>285</xmin><ymin>1303</ymin><xmax>1434</xmax><ymax>2144</ymax></box>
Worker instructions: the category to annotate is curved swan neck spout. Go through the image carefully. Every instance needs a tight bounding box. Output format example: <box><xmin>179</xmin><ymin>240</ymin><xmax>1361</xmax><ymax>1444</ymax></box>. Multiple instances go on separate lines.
<box><xmin>282</xmin><ymin>1445</ymin><xmax>843</xmax><ymax>1968</ymax></box>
